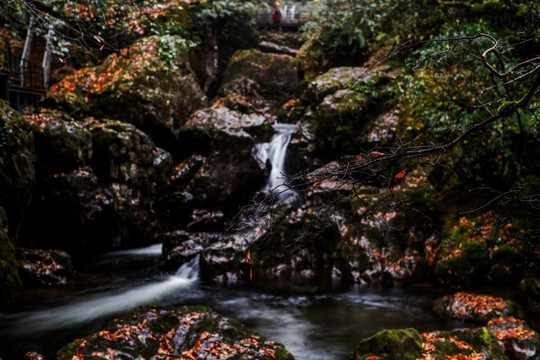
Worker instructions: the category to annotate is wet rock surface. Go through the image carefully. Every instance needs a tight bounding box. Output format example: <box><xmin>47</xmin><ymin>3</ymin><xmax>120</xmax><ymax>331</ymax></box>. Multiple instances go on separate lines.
<box><xmin>56</xmin><ymin>305</ymin><xmax>294</xmax><ymax>360</ymax></box>
<box><xmin>294</xmin><ymin>164</ymin><xmax>437</xmax><ymax>286</ymax></box>
<box><xmin>19</xmin><ymin>248</ymin><xmax>73</xmax><ymax>287</ymax></box>
<box><xmin>433</xmin><ymin>292</ymin><xmax>515</xmax><ymax>323</ymax></box>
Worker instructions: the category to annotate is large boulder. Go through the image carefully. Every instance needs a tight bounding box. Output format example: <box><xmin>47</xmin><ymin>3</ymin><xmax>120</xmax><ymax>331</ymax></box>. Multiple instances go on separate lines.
<box><xmin>89</xmin><ymin>120</ymin><xmax>173</xmax><ymax>250</ymax></box>
<box><xmin>21</xmin><ymin>117</ymin><xmax>173</xmax><ymax>254</ymax></box>
<box><xmin>303</xmin><ymin>66</ymin><xmax>392</xmax><ymax>156</ymax></box>
<box><xmin>56</xmin><ymin>305</ymin><xmax>294</xmax><ymax>360</ymax></box>
<box><xmin>219</xmin><ymin>49</ymin><xmax>300</xmax><ymax>110</ymax></box>
<box><xmin>304</xmin><ymin>164</ymin><xmax>437</xmax><ymax>286</ymax></box>
<box><xmin>433</xmin><ymin>211</ymin><xmax>536</xmax><ymax>288</ymax></box>
<box><xmin>181</xmin><ymin>105</ymin><xmax>270</xmax><ymax>208</ymax></box>
<box><xmin>27</xmin><ymin>109</ymin><xmax>92</xmax><ymax>174</ymax></box>
<box><xmin>90</xmin><ymin>120</ymin><xmax>172</xmax><ymax>189</ymax></box>
<box><xmin>47</xmin><ymin>35</ymin><xmax>206</xmax><ymax>157</ymax></box>
<box><xmin>21</xmin><ymin>166</ymin><xmax>107</xmax><ymax>251</ymax></box>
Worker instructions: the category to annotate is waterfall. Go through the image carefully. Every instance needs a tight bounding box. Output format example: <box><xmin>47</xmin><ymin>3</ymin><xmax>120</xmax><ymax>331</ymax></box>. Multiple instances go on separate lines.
<box><xmin>256</xmin><ymin>123</ymin><xmax>301</xmax><ymax>205</ymax></box>
<box><xmin>175</xmin><ymin>254</ymin><xmax>200</xmax><ymax>279</ymax></box>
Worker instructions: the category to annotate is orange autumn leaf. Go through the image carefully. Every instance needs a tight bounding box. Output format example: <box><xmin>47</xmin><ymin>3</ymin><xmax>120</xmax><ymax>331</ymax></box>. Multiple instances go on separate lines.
<box><xmin>395</xmin><ymin>170</ymin><xmax>406</xmax><ymax>179</ymax></box>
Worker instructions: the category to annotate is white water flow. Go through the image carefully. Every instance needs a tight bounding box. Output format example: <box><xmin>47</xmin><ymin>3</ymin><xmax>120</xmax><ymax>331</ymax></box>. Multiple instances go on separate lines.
<box><xmin>256</xmin><ymin>123</ymin><xmax>301</xmax><ymax>205</ymax></box>
<box><xmin>10</xmin><ymin>255</ymin><xmax>200</xmax><ymax>333</ymax></box>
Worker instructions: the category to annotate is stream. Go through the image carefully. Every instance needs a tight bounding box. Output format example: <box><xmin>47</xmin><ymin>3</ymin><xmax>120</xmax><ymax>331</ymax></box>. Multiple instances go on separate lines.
<box><xmin>0</xmin><ymin>243</ymin><xmax>469</xmax><ymax>360</ymax></box>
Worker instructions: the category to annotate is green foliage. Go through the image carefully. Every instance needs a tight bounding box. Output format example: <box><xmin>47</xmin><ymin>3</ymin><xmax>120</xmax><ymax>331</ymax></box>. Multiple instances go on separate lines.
<box><xmin>158</xmin><ymin>35</ymin><xmax>182</xmax><ymax>70</ymax></box>
<box><xmin>439</xmin><ymin>0</ymin><xmax>540</xmax><ymax>31</ymax></box>
<box><xmin>397</xmin><ymin>20</ymin><xmax>540</xmax><ymax>188</ymax></box>
<box><xmin>189</xmin><ymin>0</ymin><xmax>259</xmax><ymax>46</ymax></box>
<box><xmin>2</xmin><ymin>0</ymin><xmax>192</xmax><ymax>64</ymax></box>
<box><xmin>299</xmin><ymin>0</ymin><xmax>443</xmax><ymax>78</ymax></box>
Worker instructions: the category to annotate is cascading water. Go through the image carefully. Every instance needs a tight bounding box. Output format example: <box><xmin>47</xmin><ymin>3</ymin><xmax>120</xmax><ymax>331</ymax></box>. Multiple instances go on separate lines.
<box><xmin>256</xmin><ymin>123</ymin><xmax>302</xmax><ymax>206</ymax></box>
<box><xmin>6</xmin><ymin>251</ymin><xmax>200</xmax><ymax>333</ymax></box>
<box><xmin>0</xmin><ymin>247</ymin><xmax>467</xmax><ymax>360</ymax></box>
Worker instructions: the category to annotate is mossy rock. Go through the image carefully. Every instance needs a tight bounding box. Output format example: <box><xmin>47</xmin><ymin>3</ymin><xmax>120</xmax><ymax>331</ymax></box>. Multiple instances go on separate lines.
<box><xmin>47</xmin><ymin>36</ymin><xmax>206</xmax><ymax>157</ymax></box>
<box><xmin>487</xmin><ymin>316</ymin><xmax>540</xmax><ymax>359</ymax></box>
<box><xmin>435</xmin><ymin>240</ymin><xmax>491</xmax><ymax>286</ymax></box>
<box><xmin>353</xmin><ymin>326</ymin><xmax>508</xmax><ymax>360</ymax></box>
<box><xmin>249</xmin><ymin>203</ymin><xmax>342</xmax><ymax>287</ymax></box>
<box><xmin>434</xmin><ymin>211</ymin><xmax>535</xmax><ymax>287</ymax></box>
<box><xmin>56</xmin><ymin>305</ymin><xmax>294</xmax><ymax>360</ymax></box>
<box><xmin>425</xmin><ymin>327</ymin><xmax>508</xmax><ymax>360</ymax></box>
<box><xmin>305</xmin><ymin>67</ymin><xmax>381</xmax><ymax>106</ymax></box>
<box><xmin>433</xmin><ymin>292</ymin><xmax>515</xmax><ymax>323</ymax></box>
<box><xmin>305</xmin><ymin>67</ymin><xmax>389</xmax><ymax>156</ymax></box>
<box><xmin>90</xmin><ymin>119</ymin><xmax>172</xmax><ymax>189</ymax></box>
<box><xmin>219</xmin><ymin>48</ymin><xmax>299</xmax><ymax>105</ymax></box>
<box><xmin>353</xmin><ymin>328</ymin><xmax>424</xmax><ymax>360</ymax></box>
<box><xmin>183</xmin><ymin>106</ymin><xmax>268</xmax><ymax>207</ymax></box>
<box><xmin>27</xmin><ymin>110</ymin><xmax>92</xmax><ymax>173</ymax></box>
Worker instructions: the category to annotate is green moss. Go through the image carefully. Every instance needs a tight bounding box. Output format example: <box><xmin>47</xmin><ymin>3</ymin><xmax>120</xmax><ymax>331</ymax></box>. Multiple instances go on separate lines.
<box><xmin>490</xmin><ymin>245</ymin><xmax>523</xmax><ymax>284</ymax></box>
<box><xmin>435</xmin><ymin>241</ymin><xmax>491</xmax><ymax>286</ymax></box>
<box><xmin>353</xmin><ymin>329</ymin><xmax>424</xmax><ymax>360</ymax></box>
<box><xmin>56</xmin><ymin>339</ymin><xmax>84</xmax><ymax>360</ymax></box>
<box><xmin>220</xmin><ymin>49</ymin><xmax>298</xmax><ymax>104</ymax></box>
<box><xmin>497</xmin><ymin>100</ymin><xmax>519</xmax><ymax>117</ymax></box>
<box><xmin>452</xmin><ymin>328</ymin><xmax>507</xmax><ymax>359</ymax></box>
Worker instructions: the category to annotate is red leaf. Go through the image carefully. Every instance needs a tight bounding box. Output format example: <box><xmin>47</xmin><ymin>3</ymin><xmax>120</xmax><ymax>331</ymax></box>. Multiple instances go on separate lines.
<box><xmin>395</xmin><ymin>170</ymin><xmax>406</xmax><ymax>179</ymax></box>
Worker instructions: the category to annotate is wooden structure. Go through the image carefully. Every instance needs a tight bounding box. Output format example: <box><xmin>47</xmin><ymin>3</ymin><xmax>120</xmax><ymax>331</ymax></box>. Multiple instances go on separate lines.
<box><xmin>0</xmin><ymin>18</ymin><xmax>53</xmax><ymax>110</ymax></box>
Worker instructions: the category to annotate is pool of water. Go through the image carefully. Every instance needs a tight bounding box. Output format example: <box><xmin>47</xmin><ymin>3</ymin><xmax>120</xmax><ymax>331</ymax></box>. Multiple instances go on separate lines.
<box><xmin>0</xmin><ymin>244</ymin><xmax>467</xmax><ymax>360</ymax></box>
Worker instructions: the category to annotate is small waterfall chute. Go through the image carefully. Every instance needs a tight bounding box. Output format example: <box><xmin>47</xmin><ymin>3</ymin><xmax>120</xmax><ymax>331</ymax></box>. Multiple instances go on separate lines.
<box><xmin>175</xmin><ymin>255</ymin><xmax>200</xmax><ymax>279</ymax></box>
<box><xmin>256</xmin><ymin>123</ymin><xmax>302</xmax><ymax>206</ymax></box>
